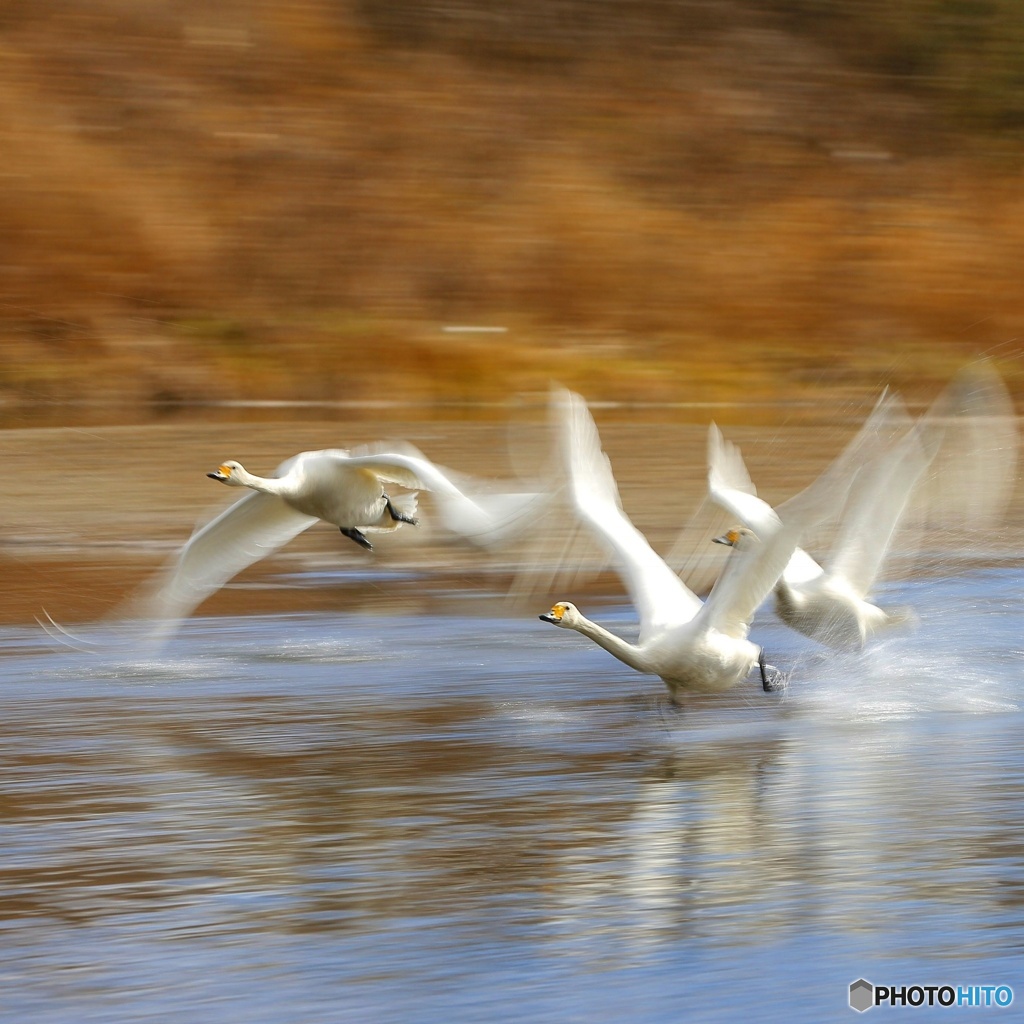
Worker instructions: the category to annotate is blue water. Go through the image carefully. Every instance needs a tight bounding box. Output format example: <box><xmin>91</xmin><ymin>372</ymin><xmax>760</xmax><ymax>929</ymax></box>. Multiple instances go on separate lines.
<box><xmin>0</xmin><ymin>566</ymin><xmax>1021</xmax><ymax>1022</ymax></box>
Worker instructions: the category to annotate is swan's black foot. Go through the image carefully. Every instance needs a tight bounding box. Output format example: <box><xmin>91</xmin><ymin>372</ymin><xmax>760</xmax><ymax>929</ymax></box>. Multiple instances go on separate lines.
<box><xmin>341</xmin><ymin>527</ymin><xmax>373</xmax><ymax>551</ymax></box>
<box><xmin>384</xmin><ymin>494</ymin><xmax>418</xmax><ymax>525</ymax></box>
<box><xmin>656</xmin><ymin>695</ymin><xmax>687</xmax><ymax>728</ymax></box>
<box><xmin>758</xmin><ymin>650</ymin><xmax>787</xmax><ymax>693</ymax></box>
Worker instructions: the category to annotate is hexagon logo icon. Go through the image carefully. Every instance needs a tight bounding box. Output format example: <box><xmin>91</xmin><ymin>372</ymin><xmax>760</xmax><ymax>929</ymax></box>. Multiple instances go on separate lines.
<box><xmin>849</xmin><ymin>979</ymin><xmax>874</xmax><ymax>1013</ymax></box>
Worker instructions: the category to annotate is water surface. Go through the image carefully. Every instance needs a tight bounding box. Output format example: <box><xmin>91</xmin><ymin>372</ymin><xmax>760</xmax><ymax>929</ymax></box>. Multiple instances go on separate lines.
<box><xmin>1</xmin><ymin>564</ymin><xmax>1021</xmax><ymax>1021</ymax></box>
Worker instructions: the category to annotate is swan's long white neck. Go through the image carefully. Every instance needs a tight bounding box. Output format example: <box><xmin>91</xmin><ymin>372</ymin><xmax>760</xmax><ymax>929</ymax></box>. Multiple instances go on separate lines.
<box><xmin>233</xmin><ymin>467</ymin><xmax>290</xmax><ymax>497</ymax></box>
<box><xmin>568</xmin><ymin>614</ymin><xmax>651</xmax><ymax>675</ymax></box>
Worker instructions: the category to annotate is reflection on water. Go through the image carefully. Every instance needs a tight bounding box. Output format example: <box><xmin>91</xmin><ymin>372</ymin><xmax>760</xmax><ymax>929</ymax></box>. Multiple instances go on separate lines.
<box><xmin>0</xmin><ymin>565</ymin><xmax>1021</xmax><ymax>1021</ymax></box>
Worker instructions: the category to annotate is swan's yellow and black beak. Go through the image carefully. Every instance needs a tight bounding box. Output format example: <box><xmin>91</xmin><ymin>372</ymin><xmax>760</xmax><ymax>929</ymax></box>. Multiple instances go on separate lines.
<box><xmin>539</xmin><ymin>603</ymin><xmax>565</xmax><ymax>625</ymax></box>
<box><xmin>713</xmin><ymin>528</ymin><xmax>741</xmax><ymax>547</ymax></box>
<box><xmin>207</xmin><ymin>464</ymin><xmax>231</xmax><ymax>482</ymax></box>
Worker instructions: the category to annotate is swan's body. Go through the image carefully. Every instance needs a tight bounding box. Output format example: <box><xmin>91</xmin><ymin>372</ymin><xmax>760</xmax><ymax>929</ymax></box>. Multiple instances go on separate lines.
<box><xmin>207</xmin><ymin>452</ymin><xmax>423</xmax><ymax>551</ymax></box>
<box><xmin>540</xmin><ymin>391</ymin><xmax>851</xmax><ymax>698</ymax></box>
<box><xmin>708</xmin><ymin>401</ymin><xmax>936</xmax><ymax>651</ymax></box>
<box><xmin>134</xmin><ymin>445</ymin><xmax>547</xmax><ymax>634</ymax></box>
<box><xmin>542</xmin><ymin>527</ymin><xmax>780</xmax><ymax>695</ymax></box>
<box><xmin>771</xmin><ymin>569</ymin><xmax>915</xmax><ymax>651</ymax></box>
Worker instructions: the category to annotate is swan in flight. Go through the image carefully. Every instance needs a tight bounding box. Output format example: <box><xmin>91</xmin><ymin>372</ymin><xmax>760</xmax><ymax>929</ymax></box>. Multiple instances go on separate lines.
<box><xmin>539</xmin><ymin>390</ymin><xmax>855</xmax><ymax>699</ymax></box>
<box><xmin>131</xmin><ymin>444</ymin><xmax>548</xmax><ymax>636</ymax></box>
<box><xmin>206</xmin><ymin>452</ymin><xmax>422</xmax><ymax>552</ymax></box>
<box><xmin>708</xmin><ymin>395</ymin><xmax>938</xmax><ymax>650</ymax></box>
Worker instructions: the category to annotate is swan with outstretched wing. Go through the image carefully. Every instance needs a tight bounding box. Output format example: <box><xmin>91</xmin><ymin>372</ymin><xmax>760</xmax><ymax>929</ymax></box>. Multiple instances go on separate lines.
<box><xmin>539</xmin><ymin>390</ymin><xmax>857</xmax><ymax>698</ymax></box>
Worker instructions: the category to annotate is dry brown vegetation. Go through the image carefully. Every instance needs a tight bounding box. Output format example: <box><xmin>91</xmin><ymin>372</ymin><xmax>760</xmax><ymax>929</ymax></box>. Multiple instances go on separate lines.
<box><xmin>1</xmin><ymin>0</ymin><xmax>1023</xmax><ymax>414</ymax></box>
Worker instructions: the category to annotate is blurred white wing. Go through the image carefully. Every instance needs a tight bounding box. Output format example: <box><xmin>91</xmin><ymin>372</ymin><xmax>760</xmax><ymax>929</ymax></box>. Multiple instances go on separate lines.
<box><xmin>827</xmin><ymin>418</ymin><xmax>936</xmax><ymax>597</ymax></box>
<box><xmin>335</xmin><ymin>443</ymin><xmax>551</xmax><ymax>548</ymax></box>
<box><xmin>555</xmin><ymin>389</ymin><xmax>702</xmax><ymax>641</ymax></box>
<box><xmin>775</xmin><ymin>389</ymin><xmax>905</xmax><ymax>528</ymax></box>
<box><xmin>417</xmin><ymin>460</ymin><xmax>552</xmax><ymax>547</ymax></box>
<box><xmin>708</xmin><ymin>391</ymin><xmax>911</xmax><ymax>593</ymax></box>
<box><xmin>909</xmin><ymin>359</ymin><xmax>1019</xmax><ymax>535</ymax></box>
<box><xmin>315</xmin><ymin>448</ymin><xmax>423</xmax><ymax>490</ymax></box>
<box><xmin>131</xmin><ymin>492</ymin><xmax>317</xmax><ymax>635</ymax></box>
<box><xmin>706</xmin><ymin>423</ymin><xmax>824</xmax><ymax>587</ymax></box>
<box><xmin>706</xmin><ymin>422</ymin><xmax>771</xmax><ymax>529</ymax></box>
<box><xmin>701</xmin><ymin>402</ymin><xmax>891</xmax><ymax>637</ymax></box>
<box><xmin>698</xmin><ymin>523</ymin><xmax>802</xmax><ymax>639</ymax></box>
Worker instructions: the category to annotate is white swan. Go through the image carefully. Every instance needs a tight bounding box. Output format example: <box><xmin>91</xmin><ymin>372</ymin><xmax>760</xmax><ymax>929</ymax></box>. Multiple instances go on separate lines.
<box><xmin>207</xmin><ymin>452</ymin><xmax>422</xmax><ymax>551</ymax></box>
<box><xmin>708</xmin><ymin>396</ymin><xmax>938</xmax><ymax>650</ymax></box>
<box><xmin>539</xmin><ymin>390</ymin><xmax>855</xmax><ymax>698</ymax></box>
<box><xmin>133</xmin><ymin>444</ymin><xmax>548</xmax><ymax>633</ymax></box>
